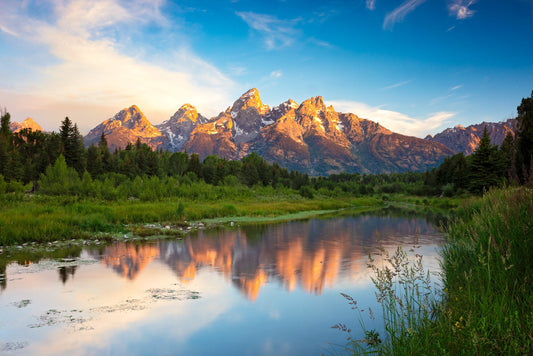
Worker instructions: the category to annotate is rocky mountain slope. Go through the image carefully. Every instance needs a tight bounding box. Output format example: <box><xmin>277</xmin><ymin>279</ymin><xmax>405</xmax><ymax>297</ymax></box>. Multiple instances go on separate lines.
<box><xmin>84</xmin><ymin>105</ymin><xmax>163</xmax><ymax>151</ymax></box>
<box><xmin>84</xmin><ymin>88</ymin><xmax>457</xmax><ymax>174</ymax></box>
<box><xmin>425</xmin><ymin>119</ymin><xmax>516</xmax><ymax>155</ymax></box>
<box><xmin>9</xmin><ymin>117</ymin><xmax>43</xmax><ymax>133</ymax></box>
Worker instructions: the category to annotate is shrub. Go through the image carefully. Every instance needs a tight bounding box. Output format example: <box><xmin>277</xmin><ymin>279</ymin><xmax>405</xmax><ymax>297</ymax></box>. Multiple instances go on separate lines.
<box><xmin>299</xmin><ymin>185</ymin><xmax>314</xmax><ymax>199</ymax></box>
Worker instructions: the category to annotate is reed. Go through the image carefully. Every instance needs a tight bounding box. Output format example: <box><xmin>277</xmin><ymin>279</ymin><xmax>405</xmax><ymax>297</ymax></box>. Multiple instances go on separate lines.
<box><xmin>337</xmin><ymin>187</ymin><xmax>533</xmax><ymax>355</ymax></box>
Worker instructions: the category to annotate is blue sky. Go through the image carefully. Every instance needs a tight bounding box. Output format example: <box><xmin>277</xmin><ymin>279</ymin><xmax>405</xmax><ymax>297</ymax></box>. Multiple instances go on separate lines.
<box><xmin>1</xmin><ymin>0</ymin><xmax>532</xmax><ymax>137</ymax></box>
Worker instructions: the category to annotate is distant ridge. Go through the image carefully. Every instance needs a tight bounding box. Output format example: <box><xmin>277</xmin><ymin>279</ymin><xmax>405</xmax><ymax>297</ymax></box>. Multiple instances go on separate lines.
<box><xmin>425</xmin><ymin>119</ymin><xmax>516</xmax><ymax>155</ymax></box>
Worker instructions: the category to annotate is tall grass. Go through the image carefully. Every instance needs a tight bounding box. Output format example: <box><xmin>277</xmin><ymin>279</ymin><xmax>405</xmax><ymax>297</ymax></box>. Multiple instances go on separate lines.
<box><xmin>340</xmin><ymin>187</ymin><xmax>533</xmax><ymax>354</ymax></box>
<box><xmin>437</xmin><ymin>187</ymin><xmax>533</xmax><ymax>354</ymax></box>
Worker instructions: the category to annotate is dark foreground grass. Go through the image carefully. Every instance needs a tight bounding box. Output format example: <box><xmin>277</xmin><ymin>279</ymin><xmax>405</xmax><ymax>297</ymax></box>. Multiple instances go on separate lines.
<box><xmin>436</xmin><ymin>187</ymin><xmax>533</xmax><ymax>354</ymax></box>
<box><xmin>342</xmin><ymin>187</ymin><xmax>533</xmax><ymax>355</ymax></box>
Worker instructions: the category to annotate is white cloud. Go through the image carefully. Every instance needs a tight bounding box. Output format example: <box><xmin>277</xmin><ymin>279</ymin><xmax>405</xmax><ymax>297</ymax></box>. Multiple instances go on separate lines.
<box><xmin>308</xmin><ymin>37</ymin><xmax>333</xmax><ymax>48</ymax></box>
<box><xmin>450</xmin><ymin>84</ymin><xmax>463</xmax><ymax>91</ymax></box>
<box><xmin>366</xmin><ymin>0</ymin><xmax>376</xmax><ymax>11</ymax></box>
<box><xmin>327</xmin><ymin>100</ymin><xmax>455</xmax><ymax>137</ymax></box>
<box><xmin>383</xmin><ymin>0</ymin><xmax>427</xmax><ymax>30</ymax></box>
<box><xmin>270</xmin><ymin>70</ymin><xmax>283</xmax><ymax>79</ymax></box>
<box><xmin>382</xmin><ymin>80</ymin><xmax>411</xmax><ymax>90</ymax></box>
<box><xmin>448</xmin><ymin>0</ymin><xmax>476</xmax><ymax>20</ymax></box>
<box><xmin>236</xmin><ymin>11</ymin><xmax>299</xmax><ymax>50</ymax></box>
<box><xmin>0</xmin><ymin>0</ymin><xmax>235</xmax><ymax>133</ymax></box>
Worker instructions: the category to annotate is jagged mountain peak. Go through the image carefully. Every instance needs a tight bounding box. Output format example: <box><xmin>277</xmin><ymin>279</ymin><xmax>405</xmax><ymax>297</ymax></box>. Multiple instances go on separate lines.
<box><xmin>231</xmin><ymin>88</ymin><xmax>270</xmax><ymax>116</ymax></box>
<box><xmin>9</xmin><ymin>117</ymin><xmax>43</xmax><ymax>132</ymax></box>
<box><xmin>114</xmin><ymin>105</ymin><xmax>144</xmax><ymax>118</ymax></box>
<box><xmin>106</xmin><ymin>105</ymin><xmax>152</xmax><ymax>131</ymax></box>
<box><xmin>276</xmin><ymin>99</ymin><xmax>299</xmax><ymax>111</ymax></box>
<box><xmin>298</xmin><ymin>96</ymin><xmax>326</xmax><ymax>114</ymax></box>
<box><xmin>84</xmin><ymin>90</ymin><xmax>457</xmax><ymax>175</ymax></box>
<box><xmin>166</xmin><ymin>104</ymin><xmax>206</xmax><ymax>124</ymax></box>
<box><xmin>84</xmin><ymin>105</ymin><xmax>161</xmax><ymax>151</ymax></box>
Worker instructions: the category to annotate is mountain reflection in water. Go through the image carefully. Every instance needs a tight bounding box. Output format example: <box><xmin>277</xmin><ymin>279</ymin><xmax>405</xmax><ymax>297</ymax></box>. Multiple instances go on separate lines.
<box><xmin>0</xmin><ymin>210</ymin><xmax>446</xmax><ymax>356</ymax></box>
<box><xmin>88</xmin><ymin>212</ymin><xmax>444</xmax><ymax>301</ymax></box>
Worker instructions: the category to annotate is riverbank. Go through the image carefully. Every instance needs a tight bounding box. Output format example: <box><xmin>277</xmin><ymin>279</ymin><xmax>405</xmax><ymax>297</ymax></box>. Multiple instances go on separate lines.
<box><xmin>0</xmin><ymin>187</ymin><xmax>464</xmax><ymax>247</ymax></box>
<box><xmin>356</xmin><ymin>187</ymin><xmax>533</xmax><ymax>354</ymax></box>
<box><xmin>0</xmin><ymin>192</ymin><xmax>384</xmax><ymax>246</ymax></box>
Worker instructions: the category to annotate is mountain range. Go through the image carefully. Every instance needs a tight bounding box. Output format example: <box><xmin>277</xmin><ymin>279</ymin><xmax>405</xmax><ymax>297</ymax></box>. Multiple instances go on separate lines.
<box><xmin>11</xmin><ymin>89</ymin><xmax>517</xmax><ymax>175</ymax></box>
<box><xmin>84</xmin><ymin>88</ymin><xmax>457</xmax><ymax>175</ymax></box>
<box><xmin>425</xmin><ymin>119</ymin><xmax>516</xmax><ymax>155</ymax></box>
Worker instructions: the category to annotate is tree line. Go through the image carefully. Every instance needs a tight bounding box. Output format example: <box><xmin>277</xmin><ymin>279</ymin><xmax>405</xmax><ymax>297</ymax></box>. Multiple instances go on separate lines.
<box><xmin>0</xmin><ymin>90</ymin><xmax>531</xmax><ymax>199</ymax></box>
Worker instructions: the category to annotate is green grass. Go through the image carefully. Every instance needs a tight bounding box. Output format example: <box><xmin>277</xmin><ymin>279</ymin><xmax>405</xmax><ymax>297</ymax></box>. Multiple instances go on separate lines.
<box><xmin>343</xmin><ymin>187</ymin><xmax>533</xmax><ymax>355</ymax></box>
<box><xmin>0</xmin><ymin>192</ymin><xmax>384</xmax><ymax>245</ymax></box>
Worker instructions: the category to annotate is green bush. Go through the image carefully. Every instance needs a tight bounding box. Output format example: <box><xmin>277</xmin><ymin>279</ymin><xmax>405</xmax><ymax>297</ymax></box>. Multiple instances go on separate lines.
<box><xmin>39</xmin><ymin>155</ymin><xmax>81</xmax><ymax>195</ymax></box>
<box><xmin>299</xmin><ymin>185</ymin><xmax>314</xmax><ymax>199</ymax></box>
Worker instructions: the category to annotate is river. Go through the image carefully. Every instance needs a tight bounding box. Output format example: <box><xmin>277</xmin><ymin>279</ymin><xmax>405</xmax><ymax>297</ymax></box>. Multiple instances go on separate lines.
<box><xmin>0</xmin><ymin>208</ymin><xmax>446</xmax><ymax>355</ymax></box>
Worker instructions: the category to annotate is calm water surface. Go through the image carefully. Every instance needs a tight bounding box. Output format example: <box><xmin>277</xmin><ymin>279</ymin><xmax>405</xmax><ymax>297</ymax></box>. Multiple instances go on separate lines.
<box><xmin>0</xmin><ymin>209</ymin><xmax>446</xmax><ymax>355</ymax></box>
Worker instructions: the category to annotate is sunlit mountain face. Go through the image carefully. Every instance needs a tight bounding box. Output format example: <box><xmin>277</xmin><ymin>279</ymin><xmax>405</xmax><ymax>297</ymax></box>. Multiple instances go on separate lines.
<box><xmin>83</xmin><ymin>88</ymin><xmax>455</xmax><ymax>175</ymax></box>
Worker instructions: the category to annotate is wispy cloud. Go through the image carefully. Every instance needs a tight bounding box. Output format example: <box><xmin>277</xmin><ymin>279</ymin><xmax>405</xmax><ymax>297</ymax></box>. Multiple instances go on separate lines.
<box><xmin>270</xmin><ymin>70</ymin><xmax>283</xmax><ymax>79</ymax></box>
<box><xmin>308</xmin><ymin>37</ymin><xmax>333</xmax><ymax>48</ymax></box>
<box><xmin>0</xmin><ymin>0</ymin><xmax>235</xmax><ymax>132</ymax></box>
<box><xmin>366</xmin><ymin>0</ymin><xmax>376</xmax><ymax>11</ymax></box>
<box><xmin>383</xmin><ymin>0</ymin><xmax>427</xmax><ymax>30</ymax></box>
<box><xmin>382</xmin><ymin>80</ymin><xmax>411</xmax><ymax>90</ymax></box>
<box><xmin>236</xmin><ymin>11</ymin><xmax>299</xmax><ymax>50</ymax></box>
<box><xmin>448</xmin><ymin>0</ymin><xmax>476</xmax><ymax>20</ymax></box>
<box><xmin>450</xmin><ymin>84</ymin><xmax>463</xmax><ymax>91</ymax></box>
<box><xmin>0</xmin><ymin>23</ymin><xmax>19</xmax><ymax>37</ymax></box>
<box><xmin>327</xmin><ymin>100</ymin><xmax>454</xmax><ymax>137</ymax></box>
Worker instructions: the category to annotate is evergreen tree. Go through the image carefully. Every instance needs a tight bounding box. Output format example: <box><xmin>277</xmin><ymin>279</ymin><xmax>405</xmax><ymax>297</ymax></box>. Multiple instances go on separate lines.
<box><xmin>0</xmin><ymin>136</ymin><xmax>7</xmax><ymax>177</ymax></box>
<box><xmin>59</xmin><ymin>117</ymin><xmax>86</xmax><ymax>175</ymax></box>
<box><xmin>86</xmin><ymin>144</ymin><xmax>101</xmax><ymax>178</ymax></box>
<box><xmin>71</xmin><ymin>124</ymin><xmax>86</xmax><ymax>175</ymax></box>
<box><xmin>0</xmin><ymin>110</ymin><xmax>11</xmax><ymax>138</ymax></box>
<box><xmin>499</xmin><ymin>132</ymin><xmax>517</xmax><ymax>182</ymax></box>
<box><xmin>0</xmin><ymin>111</ymin><xmax>12</xmax><ymax>176</ymax></box>
<box><xmin>169</xmin><ymin>152</ymin><xmax>189</xmax><ymax>176</ymax></box>
<box><xmin>516</xmin><ymin>90</ymin><xmax>533</xmax><ymax>183</ymax></box>
<box><xmin>98</xmin><ymin>132</ymin><xmax>112</xmax><ymax>172</ymax></box>
<box><xmin>187</xmin><ymin>153</ymin><xmax>202</xmax><ymax>178</ymax></box>
<box><xmin>469</xmin><ymin>127</ymin><xmax>505</xmax><ymax>194</ymax></box>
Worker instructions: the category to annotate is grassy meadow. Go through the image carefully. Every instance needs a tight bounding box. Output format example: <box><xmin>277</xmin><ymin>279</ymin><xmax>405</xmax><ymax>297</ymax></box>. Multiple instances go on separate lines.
<box><xmin>0</xmin><ymin>183</ymin><xmax>386</xmax><ymax>245</ymax></box>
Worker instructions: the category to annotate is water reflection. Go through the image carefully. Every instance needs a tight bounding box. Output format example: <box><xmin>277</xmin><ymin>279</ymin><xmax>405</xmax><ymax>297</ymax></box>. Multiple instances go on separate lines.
<box><xmin>0</xmin><ymin>209</ymin><xmax>446</xmax><ymax>355</ymax></box>
<box><xmin>57</xmin><ymin>266</ymin><xmax>77</xmax><ymax>284</ymax></box>
<box><xmin>77</xmin><ymin>211</ymin><xmax>444</xmax><ymax>301</ymax></box>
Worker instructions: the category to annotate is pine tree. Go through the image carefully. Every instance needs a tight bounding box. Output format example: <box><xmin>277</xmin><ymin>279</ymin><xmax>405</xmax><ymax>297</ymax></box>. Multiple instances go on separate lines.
<box><xmin>97</xmin><ymin>132</ymin><xmax>112</xmax><ymax>172</ymax></box>
<box><xmin>0</xmin><ymin>111</ymin><xmax>12</xmax><ymax>176</ymax></box>
<box><xmin>468</xmin><ymin>127</ymin><xmax>504</xmax><ymax>194</ymax></box>
<box><xmin>499</xmin><ymin>132</ymin><xmax>517</xmax><ymax>182</ymax></box>
<box><xmin>59</xmin><ymin>117</ymin><xmax>86</xmax><ymax>175</ymax></box>
<box><xmin>0</xmin><ymin>110</ymin><xmax>11</xmax><ymax>138</ymax></box>
<box><xmin>516</xmin><ymin>90</ymin><xmax>533</xmax><ymax>183</ymax></box>
<box><xmin>86</xmin><ymin>144</ymin><xmax>101</xmax><ymax>178</ymax></box>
